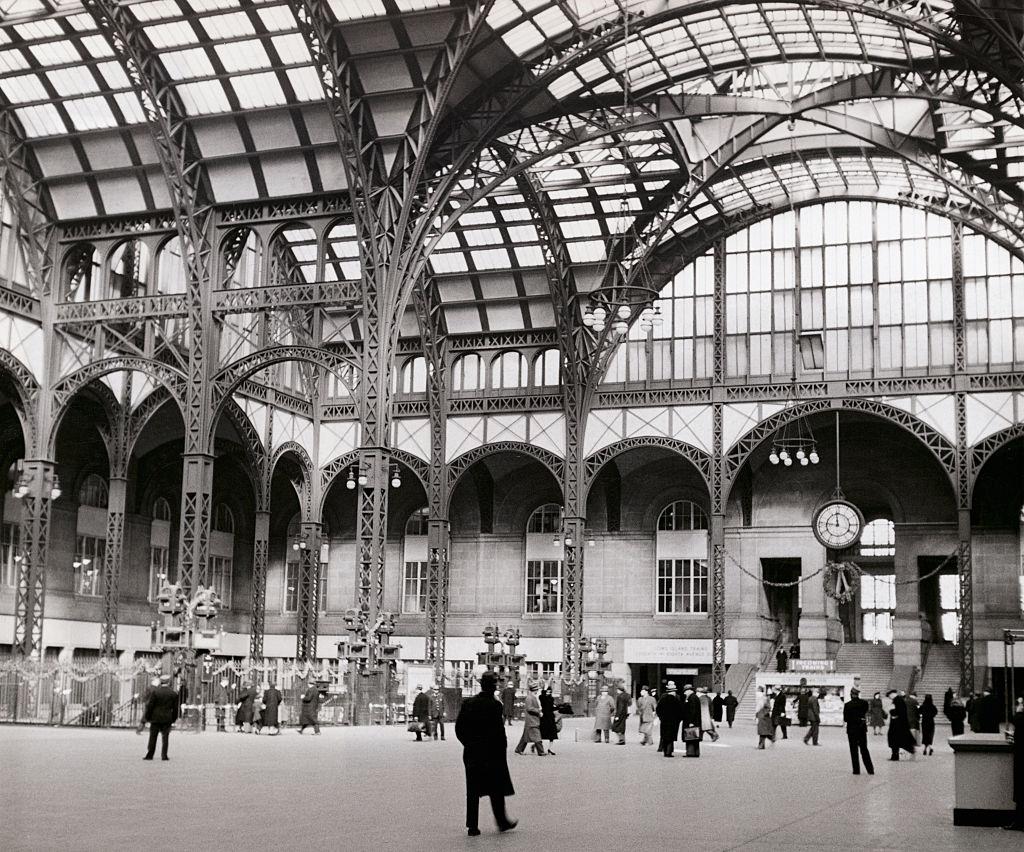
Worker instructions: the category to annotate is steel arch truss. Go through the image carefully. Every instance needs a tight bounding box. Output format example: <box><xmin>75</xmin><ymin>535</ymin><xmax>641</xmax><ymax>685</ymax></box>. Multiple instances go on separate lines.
<box><xmin>0</xmin><ymin>348</ymin><xmax>39</xmax><ymax>454</ymax></box>
<box><xmin>583</xmin><ymin>437</ymin><xmax>713</xmax><ymax>500</ymax></box>
<box><xmin>444</xmin><ymin>441</ymin><xmax>565</xmax><ymax>511</ymax></box>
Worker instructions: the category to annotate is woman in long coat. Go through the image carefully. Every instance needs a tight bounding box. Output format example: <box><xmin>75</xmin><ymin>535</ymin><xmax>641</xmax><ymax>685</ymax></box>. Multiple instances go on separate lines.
<box><xmin>235</xmin><ymin>681</ymin><xmax>256</xmax><ymax>733</ymax></box>
<box><xmin>538</xmin><ymin>686</ymin><xmax>558</xmax><ymax>755</ymax></box>
<box><xmin>868</xmin><ymin>692</ymin><xmax>887</xmax><ymax>735</ymax></box>
<box><xmin>755</xmin><ymin>699</ymin><xmax>775</xmax><ymax>749</ymax></box>
<box><xmin>887</xmin><ymin>693</ymin><xmax>916</xmax><ymax>760</ymax></box>
<box><xmin>260</xmin><ymin>682</ymin><xmax>283</xmax><ymax>734</ymax></box>
<box><xmin>593</xmin><ymin>686</ymin><xmax>615</xmax><ymax>743</ymax></box>
<box><xmin>771</xmin><ymin>689</ymin><xmax>790</xmax><ymax>740</ymax></box>
<box><xmin>919</xmin><ymin>694</ymin><xmax>938</xmax><ymax>755</ymax></box>
<box><xmin>946</xmin><ymin>696</ymin><xmax>967</xmax><ymax>736</ymax></box>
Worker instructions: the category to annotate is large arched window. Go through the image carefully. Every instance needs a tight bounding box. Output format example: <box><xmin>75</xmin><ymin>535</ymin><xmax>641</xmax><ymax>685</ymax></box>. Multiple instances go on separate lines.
<box><xmin>283</xmin><ymin>514</ymin><xmax>328</xmax><ymax>615</ymax></box>
<box><xmin>402</xmin><ymin>507</ymin><xmax>429</xmax><ymax>613</ymax></box>
<box><xmin>212</xmin><ymin>503</ymin><xmax>234</xmax><ymax>534</ymax></box>
<box><xmin>268</xmin><ymin>224</ymin><xmax>316</xmax><ymax>287</ymax></box>
<box><xmin>533</xmin><ymin>348</ymin><xmax>560</xmax><ymax>386</ymax></box>
<box><xmin>152</xmin><ymin>497</ymin><xmax>172</xmax><ymax>521</ymax></box>
<box><xmin>859</xmin><ymin>518</ymin><xmax>895</xmax><ymax>556</ymax></box>
<box><xmin>491</xmin><ymin>350</ymin><xmax>527</xmax><ymax>389</ymax></box>
<box><xmin>63</xmin><ymin>243</ymin><xmax>99</xmax><ymax>302</ymax></box>
<box><xmin>148</xmin><ymin>496</ymin><xmax>172</xmax><ymax>602</ymax></box>
<box><xmin>656</xmin><ymin>500</ymin><xmax>708</xmax><ymax>613</ymax></box>
<box><xmin>78</xmin><ymin>474</ymin><xmax>108</xmax><ymax>508</ymax></box>
<box><xmin>75</xmin><ymin>474</ymin><xmax>108</xmax><ymax>597</ymax></box>
<box><xmin>220</xmin><ymin>227</ymin><xmax>262</xmax><ymax>289</ymax></box>
<box><xmin>108</xmin><ymin>238</ymin><xmax>151</xmax><ymax>298</ymax></box>
<box><xmin>399</xmin><ymin>356</ymin><xmax>427</xmax><ymax>394</ymax></box>
<box><xmin>859</xmin><ymin>517</ymin><xmax>896</xmax><ymax>644</ymax></box>
<box><xmin>452</xmin><ymin>353</ymin><xmax>483</xmax><ymax>391</ymax></box>
<box><xmin>525</xmin><ymin>503</ymin><xmax>562</xmax><ymax>614</ymax></box>
<box><xmin>210</xmin><ymin>503</ymin><xmax>234</xmax><ymax>608</ymax></box>
<box><xmin>155</xmin><ymin>237</ymin><xmax>186</xmax><ymax>295</ymax></box>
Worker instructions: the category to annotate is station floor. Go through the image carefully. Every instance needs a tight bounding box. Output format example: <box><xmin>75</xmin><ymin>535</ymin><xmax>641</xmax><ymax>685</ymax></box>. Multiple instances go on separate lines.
<box><xmin>0</xmin><ymin>716</ymin><xmax>1018</xmax><ymax>852</ymax></box>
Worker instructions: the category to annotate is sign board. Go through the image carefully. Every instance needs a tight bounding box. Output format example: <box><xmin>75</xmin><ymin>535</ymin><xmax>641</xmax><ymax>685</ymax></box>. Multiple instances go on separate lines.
<box><xmin>665</xmin><ymin>667</ymin><xmax>698</xmax><ymax>676</ymax></box>
<box><xmin>404</xmin><ymin>664</ymin><xmax>436</xmax><ymax>709</ymax></box>
<box><xmin>622</xmin><ymin>638</ymin><xmax>739</xmax><ymax>664</ymax></box>
<box><xmin>791</xmin><ymin>659</ymin><xmax>836</xmax><ymax>673</ymax></box>
<box><xmin>754</xmin><ymin>672</ymin><xmax>859</xmax><ymax>726</ymax></box>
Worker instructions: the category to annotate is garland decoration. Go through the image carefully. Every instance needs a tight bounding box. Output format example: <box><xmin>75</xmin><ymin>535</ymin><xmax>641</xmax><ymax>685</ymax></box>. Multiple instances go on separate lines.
<box><xmin>823</xmin><ymin>561</ymin><xmax>862</xmax><ymax>603</ymax></box>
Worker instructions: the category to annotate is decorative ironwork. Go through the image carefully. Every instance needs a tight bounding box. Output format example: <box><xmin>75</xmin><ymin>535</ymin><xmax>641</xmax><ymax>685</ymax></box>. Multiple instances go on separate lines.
<box><xmin>250</xmin><ymin>511</ymin><xmax>270</xmax><ymax>662</ymax></box>
<box><xmin>582</xmin><ymin>437</ymin><xmax>712</xmax><ymax>498</ymax></box>
<box><xmin>13</xmin><ymin>462</ymin><xmax>55</xmax><ymax>658</ymax></box>
<box><xmin>444</xmin><ymin>442</ymin><xmax>564</xmax><ymax>507</ymax></box>
<box><xmin>295</xmin><ymin>522</ymin><xmax>322</xmax><ymax>662</ymax></box>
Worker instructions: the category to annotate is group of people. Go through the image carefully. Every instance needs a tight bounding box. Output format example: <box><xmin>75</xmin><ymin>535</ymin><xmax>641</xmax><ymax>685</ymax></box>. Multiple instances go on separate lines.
<box><xmin>650</xmin><ymin>682</ymin><xmax>734</xmax><ymax>756</ymax></box>
<box><xmin>410</xmin><ymin>684</ymin><xmax>449</xmax><ymax>741</ymax></box>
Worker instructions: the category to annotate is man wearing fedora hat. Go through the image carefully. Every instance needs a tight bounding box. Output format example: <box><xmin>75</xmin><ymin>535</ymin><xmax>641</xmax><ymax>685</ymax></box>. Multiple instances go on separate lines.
<box><xmin>843</xmin><ymin>687</ymin><xmax>874</xmax><ymax>775</ymax></box>
<box><xmin>656</xmin><ymin>681</ymin><xmax>683</xmax><ymax>757</ymax></box>
<box><xmin>142</xmin><ymin>673</ymin><xmax>179</xmax><ymax>761</ymax></box>
<box><xmin>513</xmin><ymin>681</ymin><xmax>546</xmax><ymax>756</ymax></box>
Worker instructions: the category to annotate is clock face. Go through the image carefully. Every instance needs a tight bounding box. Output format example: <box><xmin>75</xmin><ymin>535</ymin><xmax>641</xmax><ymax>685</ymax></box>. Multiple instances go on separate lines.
<box><xmin>812</xmin><ymin>500</ymin><xmax>865</xmax><ymax>550</ymax></box>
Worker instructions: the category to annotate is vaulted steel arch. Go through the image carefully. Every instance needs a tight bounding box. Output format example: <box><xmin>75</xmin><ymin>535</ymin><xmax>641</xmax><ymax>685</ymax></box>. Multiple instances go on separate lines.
<box><xmin>969</xmin><ymin>423</ymin><xmax>1024</xmax><ymax>500</ymax></box>
<box><xmin>583</xmin><ymin>437</ymin><xmax>713</xmax><ymax>500</ymax></box>
<box><xmin>444</xmin><ymin>441</ymin><xmax>565</xmax><ymax>515</ymax></box>
<box><xmin>0</xmin><ymin>348</ymin><xmax>39</xmax><ymax>454</ymax></box>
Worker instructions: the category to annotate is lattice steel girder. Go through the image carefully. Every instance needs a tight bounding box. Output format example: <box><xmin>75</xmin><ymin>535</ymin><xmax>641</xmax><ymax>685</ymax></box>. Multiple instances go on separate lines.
<box><xmin>425</xmin><ymin>520</ymin><xmax>450</xmax><ymax>681</ymax></box>
<box><xmin>250</xmin><ymin>510</ymin><xmax>271</xmax><ymax>662</ymax></box>
<box><xmin>12</xmin><ymin>460</ymin><xmax>55</xmax><ymax>658</ymax></box>
<box><xmin>561</xmin><ymin>516</ymin><xmax>586</xmax><ymax>684</ymax></box>
<box><xmin>295</xmin><ymin>522</ymin><xmax>322</xmax><ymax>663</ymax></box>
<box><xmin>0</xmin><ymin>110</ymin><xmax>54</xmax><ymax>298</ymax></box>
<box><xmin>99</xmin><ymin>477</ymin><xmax>127</xmax><ymax>658</ymax></box>
<box><xmin>356</xmin><ymin>448</ymin><xmax>390</xmax><ymax>624</ymax></box>
<box><xmin>957</xmin><ymin>516</ymin><xmax>975</xmax><ymax>697</ymax></box>
<box><xmin>177</xmin><ymin>453</ymin><xmax>213</xmax><ymax>597</ymax></box>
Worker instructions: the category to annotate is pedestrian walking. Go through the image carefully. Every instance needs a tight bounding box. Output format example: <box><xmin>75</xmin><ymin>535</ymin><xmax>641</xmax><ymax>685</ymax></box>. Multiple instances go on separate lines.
<box><xmin>906</xmin><ymin>692</ymin><xmax>920</xmax><ymax>739</ymax></box>
<box><xmin>538</xmin><ymin>685</ymin><xmax>558</xmax><ymax>755</ymax></box>
<box><xmin>500</xmin><ymin>680</ymin><xmax>516</xmax><ymax>726</ymax></box>
<box><xmin>755</xmin><ymin>698</ymin><xmax>775</xmax><ymax>749</ymax></box>
<box><xmin>298</xmin><ymin>678</ymin><xmax>322</xmax><ymax>734</ymax></box>
<box><xmin>636</xmin><ymin>686</ymin><xmax>656</xmax><ymax>745</ymax></box>
<box><xmin>514</xmin><ymin>681</ymin><xmax>545</xmax><ymax>755</ymax></box>
<box><xmin>593</xmin><ymin>685</ymin><xmax>615</xmax><ymax>743</ymax></box>
<box><xmin>655</xmin><ymin>681</ymin><xmax>683</xmax><ymax>757</ymax></box>
<box><xmin>260</xmin><ymin>681</ymin><xmax>282</xmax><ymax>735</ymax></box>
<box><xmin>235</xmin><ymin>680</ymin><xmax>256</xmax><ymax>733</ymax></box>
<box><xmin>803</xmin><ymin>689</ymin><xmax>823</xmax><ymax>746</ymax></box>
<box><xmin>412</xmin><ymin>685</ymin><xmax>431</xmax><ymax>741</ymax></box>
<box><xmin>712</xmin><ymin>691</ymin><xmax>724</xmax><ymax>725</ymax></box>
<box><xmin>697</xmin><ymin>687</ymin><xmax>719</xmax><ymax>742</ymax></box>
<box><xmin>142</xmin><ymin>674</ymin><xmax>178</xmax><ymax>761</ymax></box>
<box><xmin>868</xmin><ymin>692</ymin><xmax>887</xmax><ymax>735</ymax></box>
<box><xmin>920</xmin><ymin>694</ymin><xmax>937</xmax><ymax>755</ymax></box>
<box><xmin>612</xmin><ymin>684</ymin><xmax>631</xmax><ymax>745</ymax></box>
<box><xmin>887</xmin><ymin>691</ymin><xmax>916</xmax><ymax>760</ymax></box>
<box><xmin>797</xmin><ymin>687</ymin><xmax>810</xmax><ymax>728</ymax></box>
<box><xmin>724</xmin><ymin>690</ymin><xmax>738</xmax><ymax>728</ymax></box>
<box><xmin>214</xmin><ymin>678</ymin><xmax>231</xmax><ymax>732</ymax></box>
<box><xmin>844</xmin><ymin>687</ymin><xmax>874</xmax><ymax>775</ymax></box>
<box><xmin>455</xmin><ymin>671</ymin><xmax>517</xmax><ymax>837</ymax></box>
<box><xmin>430</xmin><ymin>685</ymin><xmax>447</xmax><ymax>741</ymax></box>
<box><xmin>946</xmin><ymin>695</ymin><xmax>967</xmax><ymax>736</ymax></box>
<box><xmin>771</xmin><ymin>689</ymin><xmax>790</xmax><ymax>740</ymax></box>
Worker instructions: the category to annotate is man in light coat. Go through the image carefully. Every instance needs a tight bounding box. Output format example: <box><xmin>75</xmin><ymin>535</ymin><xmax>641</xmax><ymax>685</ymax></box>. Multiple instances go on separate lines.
<box><xmin>636</xmin><ymin>686</ymin><xmax>657</xmax><ymax>745</ymax></box>
<box><xmin>803</xmin><ymin>688</ymin><xmax>823</xmax><ymax>745</ymax></box>
<box><xmin>593</xmin><ymin>685</ymin><xmax>615</xmax><ymax>743</ymax></box>
<box><xmin>513</xmin><ymin>681</ymin><xmax>545</xmax><ymax>755</ymax></box>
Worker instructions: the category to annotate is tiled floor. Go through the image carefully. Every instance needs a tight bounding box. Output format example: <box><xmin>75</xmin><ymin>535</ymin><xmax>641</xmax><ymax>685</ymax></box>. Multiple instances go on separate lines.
<box><xmin>0</xmin><ymin>717</ymin><xmax>1018</xmax><ymax>851</ymax></box>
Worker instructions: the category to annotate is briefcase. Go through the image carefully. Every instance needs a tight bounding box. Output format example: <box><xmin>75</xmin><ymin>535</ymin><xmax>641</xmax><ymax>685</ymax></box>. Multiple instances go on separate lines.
<box><xmin>683</xmin><ymin>725</ymin><xmax>700</xmax><ymax>741</ymax></box>
<box><xmin>685</xmin><ymin>738</ymin><xmax>701</xmax><ymax>757</ymax></box>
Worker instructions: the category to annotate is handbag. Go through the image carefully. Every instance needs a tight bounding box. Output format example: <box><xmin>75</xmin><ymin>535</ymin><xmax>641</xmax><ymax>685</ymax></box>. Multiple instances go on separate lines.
<box><xmin>555</xmin><ymin>715</ymin><xmax>563</xmax><ymax>733</ymax></box>
<box><xmin>683</xmin><ymin>725</ymin><xmax>700</xmax><ymax>741</ymax></box>
<box><xmin>407</xmin><ymin>722</ymin><xmax>422</xmax><ymax>733</ymax></box>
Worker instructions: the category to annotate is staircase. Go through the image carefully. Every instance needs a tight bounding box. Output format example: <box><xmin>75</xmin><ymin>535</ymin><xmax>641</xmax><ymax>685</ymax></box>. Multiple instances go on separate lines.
<box><xmin>835</xmin><ymin>643</ymin><xmax>894</xmax><ymax>700</ymax></box>
<box><xmin>915</xmin><ymin>644</ymin><xmax>960</xmax><ymax>702</ymax></box>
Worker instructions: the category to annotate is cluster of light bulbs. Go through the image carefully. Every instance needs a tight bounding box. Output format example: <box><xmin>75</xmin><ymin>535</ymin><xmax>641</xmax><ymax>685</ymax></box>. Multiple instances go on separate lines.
<box><xmin>72</xmin><ymin>554</ymin><xmax>93</xmax><ymax>571</ymax></box>
<box><xmin>12</xmin><ymin>473</ymin><xmax>61</xmax><ymax>500</ymax></box>
<box><xmin>581</xmin><ymin>303</ymin><xmax>662</xmax><ymax>335</ymax></box>
<box><xmin>552</xmin><ymin>531</ymin><xmax>596</xmax><ymax>548</ymax></box>
<box><xmin>345</xmin><ymin>464</ymin><xmax>402</xmax><ymax>490</ymax></box>
<box><xmin>769</xmin><ymin>445</ymin><xmax>819</xmax><ymax>466</ymax></box>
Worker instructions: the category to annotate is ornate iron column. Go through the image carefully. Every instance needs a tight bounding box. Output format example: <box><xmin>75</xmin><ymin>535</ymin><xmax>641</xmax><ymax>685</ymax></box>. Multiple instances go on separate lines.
<box><xmin>99</xmin><ymin>476</ymin><xmax>127</xmax><ymax>657</ymax></box>
<box><xmin>426</xmin><ymin>520</ymin><xmax>450</xmax><ymax>682</ymax></box>
<box><xmin>356</xmin><ymin>449</ymin><xmax>390</xmax><ymax>625</ymax></box>
<box><xmin>561</xmin><ymin>514</ymin><xmax>586</xmax><ymax>685</ymax></box>
<box><xmin>710</xmin><ymin>239</ymin><xmax>727</xmax><ymax>691</ymax></box>
<box><xmin>13</xmin><ymin>460</ymin><xmax>56</xmax><ymax>658</ymax></box>
<box><xmin>177</xmin><ymin>453</ymin><xmax>214</xmax><ymax>593</ymax></box>
<box><xmin>296</xmin><ymin>521</ymin><xmax>323</xmax><ymax>662</ymax></box>
<box><xmin>249</xmin><ymin>510</ymin><xmax>270</xmax><ymax>661</ymax></box>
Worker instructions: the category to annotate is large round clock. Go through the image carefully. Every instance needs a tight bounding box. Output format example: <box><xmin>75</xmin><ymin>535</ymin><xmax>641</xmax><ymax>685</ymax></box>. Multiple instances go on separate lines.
<box><xmin>812</xmin><ymin>500</ymin><xmax>865</xmax><ymax>550</ymax></box>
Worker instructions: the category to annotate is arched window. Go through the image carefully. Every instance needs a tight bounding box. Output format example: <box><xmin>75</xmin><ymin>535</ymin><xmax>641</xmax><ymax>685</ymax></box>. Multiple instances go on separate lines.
<box><xmin>63</xmin><ymin>243</ymin><xmax>99</xmax><ymax>302</ymax></box>
<box><xmin>108</xmin><ymin>238</ymin><xmax>151</xmax><ymax>298</ymax></box>
<box><xmin>220</xmin><ymin>227</ymin><xmax>262</xmax><ymax>289</ymax></box>
<box><xmin>78</xmin><ymin>474</ymin><xmax>108</xmax><ymax>509</ymax></box>
<box><xmin>268</xmin><ymin>224</ymin><xmax>317</xmax><ymax>287</ymax></box>
<box><xmin>533</xmin><ymin>348</ymin><xmax>560</xmax><ymax>386</ymax></box>
<box><xmin>323</xmin><ymin>221</ymin><xmax>361</xmax><ymax>281</ymax></box>
<box><xmin>212</xmin><ymin>503</ymin><xmax>234</xmax><ymax>534</ymax></box>
<box><xmin>658</xmin><ymin>500</ymin><xmax>709</xmax><ymax>531</ymax></box>
<box><xmin>491</xmin><ymin>351</ymin><xmax>527</xmax><ymax>389</ymax></box>
<box><xmin>656</xmin><ymin>500</ymin><xmax>709</xmax><ymax>613</ymax></box>
<box><xmin>402</xmin><ymin>507</ymin><xmax>430</xmax><ymax>613</ymax></box>
<box><xmin>525</xmin><ymin>503</ymin><xmax>562</xmax><ymax>614</ymax></box>
<box><xmin>155</xmin><ymin>236</ymin><xmax>186</xmax><ymax>295</ymax></box>
<box><xmin>399</xmin><ymin>357</ymin><xmax>427</xmax><ymax>394</ymax></box>
<box><xmin>152</xmin><ymin>497</ymin><xmax>172</xmax><ymax>521</ymax></box>
<box><xmin>405</xmin><ymin>507</ymin><xmax>430</xmax><ymax>536</ymax></box>
<box><xmin>284</xmin><ymin>514</ymin><xmax>327</xmax><ymax>615</ymax></box>
<box><xmin>527</xmin><ymin>503</ymin><xmax>562</xmax><ymax>534</ymax></box>
<box><xmin>452</xmin><ymin>353</ymin><xmax>483</xmax><ymax>391</ymax></box>
<box><xmin>860</xmin><ymin>518</ymin><xmax>895</xmax><ymax>556</ymax></box>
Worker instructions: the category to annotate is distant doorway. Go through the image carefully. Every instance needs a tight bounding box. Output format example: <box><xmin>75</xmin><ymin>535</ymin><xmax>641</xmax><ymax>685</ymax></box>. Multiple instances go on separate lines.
<box><xmin>762</xmin><ymin>558</ymin><xmax>800</xmax><ymax>642</ymax></box>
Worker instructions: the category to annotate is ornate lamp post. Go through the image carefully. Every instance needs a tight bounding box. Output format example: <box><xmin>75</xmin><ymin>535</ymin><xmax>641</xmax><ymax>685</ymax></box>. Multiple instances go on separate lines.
<box><xmin>476</xmin><ymin>624</ymin><xmax>526</xmax><ymax>689</ymax></box>
<box><xmin>338</xmin><ymin>606</ymin><xmax>400</xmax><ymax>725</ymax></box>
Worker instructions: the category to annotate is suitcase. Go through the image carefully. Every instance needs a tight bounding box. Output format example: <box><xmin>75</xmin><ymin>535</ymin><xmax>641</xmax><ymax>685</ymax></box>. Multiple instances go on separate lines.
<box><xmin>685</xmin><ymin>738</ymin><xmax>700</xmax><ymax>757</ymax></box>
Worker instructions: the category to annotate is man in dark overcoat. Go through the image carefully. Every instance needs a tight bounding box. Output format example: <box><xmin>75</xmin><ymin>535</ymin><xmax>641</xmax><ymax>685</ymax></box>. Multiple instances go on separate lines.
<box><xmin>844</xmin><ymin>687</ymin><xmax>874</xmax><ymax>775</ymax></box>
<box><xmin>412</xmin><ymin>685</ymin><xmax>431</xmax><ymax>741</ymax></box>
<box><xmin>298</xmin><ymin>678</ymin><xmax>322</xmax><ymax>734</ymax></box>
<box><xmin>142</xmin><ymin>674</ymin><xmax>179</xmax><ymax>761</ymax></box>
<box><xmin>724</xmin><ymin>690</ymin><xmax>738</xmax><ymax>727</ymax></box>
<box><xmin>712</xmin><ymin>691</ymin><xmax>724</xmax><ymax>724</ymax></box>
<box><xmin>683</xmin><ymin>684</ymin><xmax>701</xmax><ymax>732</ymax></box>
<box><xmin>655</xmin><ymin>681</ymin><xmax>683</xmax><ymax>757</ymax></box>
<box><xmin>1004</xmin><ymin>703</ymin><xmax>1024</xmax><ymax>831</ymax></box>
<box><xmin>455</xmin><ymin>671</ymin><xmax>517</xmax><ymax>837</ymax></box>
<box><xmin>235</xmin><ymin>680</ymin><xmax>256</xmax><ymax>733</ymax></box>
<box><xmin>612</xmin><ymin>684</ymin><xmax>631</xmax><ymax>745</ymax></box>
<box><xmin>261</xmin><ymin>681</ymin><xmax>283</xmax><ymax>734</ymax></box>
<box><xmin>500</xmin><ymin>681</ymin><xmax>516</xmax><ymax>726</ymax></box>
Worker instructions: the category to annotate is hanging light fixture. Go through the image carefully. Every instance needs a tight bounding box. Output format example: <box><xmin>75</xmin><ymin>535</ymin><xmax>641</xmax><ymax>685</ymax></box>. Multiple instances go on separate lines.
<box><xmin>768</xmin><ymin>415</ymin><xmax>818</xmax><ymax>469</ymax></box>
<box><xmin>390</xmin><ymin>465</ymin><xmax>402</xmax><ymax>489</ymax></box>
<box><xmin>345</xmin><ymin>468</ymin><xmax>356</xmax><ymax>490</ymax></box>
<box><xmin>357</xmin><ymin>467</ymin><xmax>368</xmax><ymax>486</ymax></box>
<box><xmin>50</xmin><ymin>474</ymin><xmax>61</xmax><ymax>500</ymax></box>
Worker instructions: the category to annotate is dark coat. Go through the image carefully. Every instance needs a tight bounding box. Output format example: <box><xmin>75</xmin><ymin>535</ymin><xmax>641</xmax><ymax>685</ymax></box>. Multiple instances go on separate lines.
<box><xmin>946</xmin><ymin>703</ymin><xmax>967</xmax><ymax>736</ymax></box>
<box><xmin>299</xmin><ymin>685</ymin><xmax>321</xmax><ymax>726</ymax></box>
<box><xmin>868</xmin><ymin>697</ymin><xmax>887</xmax><ymax>727</ymax></box>
<box><xmin>456</xmin><ymin>691</ymin><xmax>514</xmax><ymax>798</ymax></box>
<box><xmin>539</xmin><ymin>691</ymin><xmax>558</xmax><ymax>741</ymax></box>
<box><xmin>920</xmin><ymin>699</ymin><xmax>938</xmax><ymax>746</ymax></box>
<box><xmin>413</xmin><ymin>691</ymin><xmax>431</xmax><ymax>723</ymax></box>
<box><xmin>888</xmin><ymin>696</ymin><xmax>916</xmax><ymax>752</ymax></box>
<box><xmin>235</xmin><ymin>686</ymin><xmax>256</xmax><ymax>725</ymax></box>
<box><xmin>776</xmin><ymin>650</ymin><xmax>788</xmax><ymax>673</ymax></box>
<box><xmin>756</xmin><ymin>704</ymin><xmax>774</xmax><ymax>737</ymax></box>
<box><xmin>144</xmin><ymin>685</ymin><xmax>179</xmax><ymax>725</ymax></box>
<box><xmin>712</xmin><ymin>693</ymin><xmax>724</xmax><ymax>722</ymax></box>
<box><xmin>806</xmin><ymin>694</ymin><xmax>820</xmax><ymax>725</ymax></box>
<box><xmin>943</xmin><ymin>688</ymin><xmax>954</xmax><ymax>717</ymax></box>
<box><xmin>262</xmin><ymin>687</ymin><xmax>282</xmax><ymax>727</ymax></box>
<box><xmin>724</xmin><ymin>694</ymin><xmax>738</xmax><ymax>722</ymax></box>
<box><xmin>976</xmin><ymin>693</ymin><xmax>1002</xmax><ymax>734</ymax></box>
<box><xmin>685</xmin><ymin>692</ymin><xmax>701</xmax><ymax>728</ymax></box>
<box><xmin>797</xmin><ymin>691</ymin><xmax>810</xmax><ymax>723</ymax></box>
<box><xmin>611</xmin><ymin>690</ymin><xmax>631</xmax><ymax>735</ymax></box>
<box><xmin>905</xmin><ymin>696</ymin><xmax>920</xmax><ymax>729</ymax></box>
<box><xmin>500</xmin><ymin>686</ymin><xmax>516</xmax><ymax>715</ymax></box>
<box><xmin>771</xmin><ymin>691</ymin><xmax>789</xmax><ymax>723</ymax></box>
<box><xmin>656</xmin><ymin>692</ymin><xmax>683</xmax><ymax>741</ymax></box>
<box><xmin>430</xmin><ymin>691</ymin><xmax>446</xmax><ymax>720</ymax></box>
<box><xmin>844</xmin><ymin>696</ymin><xmax>870</xmax><ymax>731</ymax></box>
